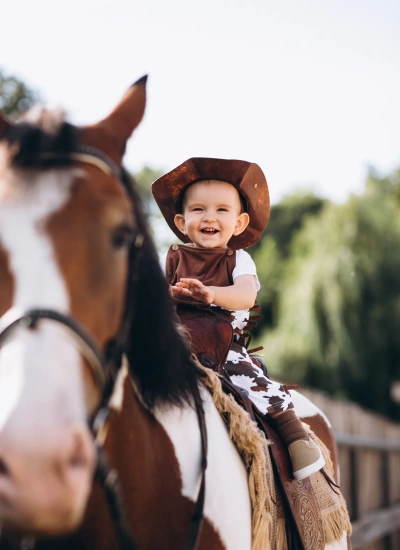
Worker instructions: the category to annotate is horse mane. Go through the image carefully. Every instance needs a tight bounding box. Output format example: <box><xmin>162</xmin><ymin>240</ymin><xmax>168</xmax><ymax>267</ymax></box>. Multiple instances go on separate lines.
<box><xmin>2</xmin><ymin>114</ymin><xmax>200</xmax><ymax>409</ymax></box>
<box><xmin>121</xmin><ymin>169</ymin><xmax>201</xmax><ymax>409</ymax></box>
<box><xmin>4</xmin><ymin>110</ymin><xmax>78</xmax><ymax>168</ymax></box>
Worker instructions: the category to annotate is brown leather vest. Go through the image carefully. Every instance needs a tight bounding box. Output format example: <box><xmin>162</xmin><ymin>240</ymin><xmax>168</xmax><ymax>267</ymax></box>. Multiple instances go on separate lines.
<box><xmin>165</xmin><ymin>244</ymin><xmax>237</xmax><ymax>308</ymax></box>
<box><xmin>165</xmin><ymin>244</ymin><xmax>237</xmax><ymax>368</ymax></box>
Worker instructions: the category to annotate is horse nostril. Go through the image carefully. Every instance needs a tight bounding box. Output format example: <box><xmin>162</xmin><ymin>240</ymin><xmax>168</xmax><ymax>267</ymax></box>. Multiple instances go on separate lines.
<box><xmin>69</xmin><ymin>438</ymin><xmax>88</xmax><ymax>470</ymax></box>
<box><xmin>0</xmin><ymin>456</ymin><xmax>10</xmax><ymax>477</ymax></box>
<box><xmin>66</xmin><ymin>427</ymin><xmax>95</xmax><ymax>474</ymax></box>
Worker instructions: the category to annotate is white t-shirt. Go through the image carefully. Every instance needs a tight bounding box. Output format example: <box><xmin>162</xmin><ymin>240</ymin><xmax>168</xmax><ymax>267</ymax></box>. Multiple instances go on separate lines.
<box><xmin>159</xmin><ymin>247</ymin><xmax>260</xmax><ymax>330</ymax></box>
<box><xmin>232</xmin><ymin>249</ymin><xmax>260</xmax><ymax>291</ymax></box>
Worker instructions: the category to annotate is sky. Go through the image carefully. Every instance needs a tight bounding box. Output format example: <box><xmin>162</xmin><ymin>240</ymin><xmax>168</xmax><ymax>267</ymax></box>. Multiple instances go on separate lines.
<box><xmin>1</xmin><ymin>0</ymin><xmax>399</xmax><ymax>204</ymax></box>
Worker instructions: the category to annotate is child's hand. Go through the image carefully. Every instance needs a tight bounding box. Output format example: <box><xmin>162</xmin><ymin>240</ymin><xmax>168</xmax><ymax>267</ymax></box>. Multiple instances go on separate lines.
<box><xmin>171</xmin><ymin>278</ymin><xmax>216</xmax><ymax>305</ymax></box>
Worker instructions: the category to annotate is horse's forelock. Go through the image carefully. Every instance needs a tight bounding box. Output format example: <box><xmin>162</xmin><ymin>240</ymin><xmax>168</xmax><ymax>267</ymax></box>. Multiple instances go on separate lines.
<box><xmin>121</xmin><ymin>170</ymin><xmax>200</xmax><ymax>409</ymax></box>
<box><xmin>4</xmin><ymin>110</ymin><xmax>78</xmax><ymax>169</ymax></box>
<box><xmin>20</xmin><ymin>107</ymin><xmax>66</xmax><ymax>134</ymax></box>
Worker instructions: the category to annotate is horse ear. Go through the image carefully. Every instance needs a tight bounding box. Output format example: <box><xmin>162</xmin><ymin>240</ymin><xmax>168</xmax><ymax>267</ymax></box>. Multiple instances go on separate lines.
<box><xmin>0</xmin><ymin>114</ymin><xmax>11</xmax><ymax>139</ymax></box>
<box><xmin>80</xmin><ymin>75</ymin><xmax>147</xmax><ymax>162</ymax></box>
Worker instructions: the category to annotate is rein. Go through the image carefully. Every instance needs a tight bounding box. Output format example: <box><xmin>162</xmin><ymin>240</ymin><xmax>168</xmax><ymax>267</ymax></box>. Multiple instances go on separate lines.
<box><xmin>0</xmin><ymin>146</ymin><xmax>208</xmax><ymax>550</ymax></box>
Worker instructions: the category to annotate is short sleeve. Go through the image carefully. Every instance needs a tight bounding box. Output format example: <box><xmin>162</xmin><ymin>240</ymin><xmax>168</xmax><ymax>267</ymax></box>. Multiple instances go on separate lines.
<box><xmin>232</xmin><ymin>250</ymin><xmax>260</xmax><ymax>291</ymax></box>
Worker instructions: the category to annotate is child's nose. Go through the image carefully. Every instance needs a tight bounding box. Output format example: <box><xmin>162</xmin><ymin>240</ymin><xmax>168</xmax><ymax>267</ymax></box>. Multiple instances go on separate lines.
<box><xmin>202</xmin><ymin>211</ymin><xmax>216</xmax><ymax>221</ymax></box>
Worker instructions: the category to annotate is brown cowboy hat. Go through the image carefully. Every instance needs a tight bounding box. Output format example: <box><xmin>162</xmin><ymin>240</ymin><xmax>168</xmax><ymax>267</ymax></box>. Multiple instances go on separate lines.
<box><xmin>152</xmin><ymin>157</ymin><xmax>270</xmax><ymax>249</ymax></box>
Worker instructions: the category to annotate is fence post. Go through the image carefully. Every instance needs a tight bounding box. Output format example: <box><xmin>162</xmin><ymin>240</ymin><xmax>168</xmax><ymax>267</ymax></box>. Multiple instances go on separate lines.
<box><xmin>349</xmin><ymin>447</ymin><xmax>358</xmax><ymax>522</ymax></box>
<box><xmin>382</xmin><ymin>450</ymin><xmax>391</xmax><ymax>550</ymax></box>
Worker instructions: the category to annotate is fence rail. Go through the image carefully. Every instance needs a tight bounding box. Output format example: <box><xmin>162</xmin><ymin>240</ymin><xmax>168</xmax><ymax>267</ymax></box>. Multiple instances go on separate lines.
<box><xmin>335</xmin><ymin>433</ymin><xmax>400</xmax><ymax>452</ymax></box>
<box><xmin>351</xmin><ymin>503</ymin><xmax>400</xmax><ymax>550</ymax></box>
<box><xmin>335</xmin><ymin>433</ymin><xmax>400</xmax><ymax>549</ymax></box>
<box><xmin>298</xmin><ymin>387</ymin><xmax>400</xmax><ymax>550</ymax></box>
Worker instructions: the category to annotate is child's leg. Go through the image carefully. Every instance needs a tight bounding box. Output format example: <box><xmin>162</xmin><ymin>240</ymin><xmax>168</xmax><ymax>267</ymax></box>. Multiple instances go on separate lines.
<box><xmin>225</xmin><ymin>343</ymin><xmax>293</xmax><ymax>415</ymax></box>
<box><xmin>225</xmin><ymin>343</ymin><xmax>325</xmax><ymax>479</ymax></box>
<box><xmin>270</xmin><ymin>410</ymin><xmax>325</xmax><ymax>480</ymax></box>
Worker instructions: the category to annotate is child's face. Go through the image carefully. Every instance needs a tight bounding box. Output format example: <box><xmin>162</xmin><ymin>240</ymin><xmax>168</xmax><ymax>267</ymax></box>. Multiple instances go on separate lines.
<box><xmin>174</xmin><ymin>180</ymin><xmax>249</xmax><ymax>248</ymax></box>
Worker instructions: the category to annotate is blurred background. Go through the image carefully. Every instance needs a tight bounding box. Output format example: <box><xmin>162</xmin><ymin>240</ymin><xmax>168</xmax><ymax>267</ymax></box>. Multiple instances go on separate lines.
<box><xmin>1</xmin><ymin>1</ymin><xmax>400</xmax><ymax>546</ymax></box>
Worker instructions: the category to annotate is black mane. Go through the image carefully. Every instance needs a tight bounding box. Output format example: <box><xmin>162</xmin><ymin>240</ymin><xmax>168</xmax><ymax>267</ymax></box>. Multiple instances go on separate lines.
<box><xmin>5</xmin><ymin>117</ymin><xmax>78</xmax><ymax>168</ymax></box>
<box><xmin>121</xmin><ymin>169</ymin><xmax>201</xmax><ymax>408</ymax></box>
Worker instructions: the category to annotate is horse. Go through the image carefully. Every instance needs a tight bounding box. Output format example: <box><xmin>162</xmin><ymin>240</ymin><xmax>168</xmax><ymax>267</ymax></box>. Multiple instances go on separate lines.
<box><xmin>0</xmin><ymin>77</ymin><xmax>350</xmax><ymax>550</ymax></box>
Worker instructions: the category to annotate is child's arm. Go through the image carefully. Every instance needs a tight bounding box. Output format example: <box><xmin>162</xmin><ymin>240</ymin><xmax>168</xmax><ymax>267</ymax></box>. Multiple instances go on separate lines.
<box><xmin>172</xmin><ymin>275</ymin><xmax>257</xmax><ymax>310</ymax></box>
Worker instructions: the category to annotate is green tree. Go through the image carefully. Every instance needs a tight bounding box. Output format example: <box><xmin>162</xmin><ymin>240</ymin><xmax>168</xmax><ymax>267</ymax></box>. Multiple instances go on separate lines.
<box><xmin>133</xmin><ymin>166</ymin><xmax>176</xmax><ymax>251</ymax></box>
<box><xmin>260</xmin><ymin>169</ymin><xmax>400</xmax><ymax>420</ymax></box>
<box><xmin>134</xmin><ymin>166</ymin><xmax>164</xmax><ymax>215</ymax></box>
<box><xmin>251</xmin><ymin>236</ymin><xmax>283</xmax><ymax>333</ymax></box>
<box><xmin>254</xmin><ymin>191</ymin><xmax>326</xmax><ymax>257</ymax></box>
<box><xmin>250</xmin><ymin>191</ymin><xmax>327</xmax><ymax>336</ymax></box>
<box><xmin>0</xmin><ymin>69</ymin><xmax>39</xmax><ymax>119</ymax></box>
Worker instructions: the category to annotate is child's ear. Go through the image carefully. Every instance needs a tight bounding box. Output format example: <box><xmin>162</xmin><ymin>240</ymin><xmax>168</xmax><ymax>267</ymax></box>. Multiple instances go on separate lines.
<box><xmin>233</xmin><ymin>212</ymin><xmax>250</xmax><ymax>236</ymax></box>
<box><xmin>174</xmin><ymin>214</ymin><xmax>187</xmax><ymax>234</ymax></box>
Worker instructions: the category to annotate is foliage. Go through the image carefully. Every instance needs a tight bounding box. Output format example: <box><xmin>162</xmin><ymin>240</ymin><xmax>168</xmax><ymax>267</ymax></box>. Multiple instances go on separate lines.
<box><xmin>250</xmin><ymin>191</ymin><xmax>327</xmax><ymax>336</ymax></box>
<box><xmin>134</xmin><ymin>166</ymin><xmax>164</xmax><ymax>214</ymax></box>
<box><xmin>133</xmin><ymin>166</ymin><xmax>176</xmax><ymax>251</ymax></box>
<box><xmin>0</xmin><ymin>69</ymin><xmax>39</xmax><ymax>119</ymax></box>
<box><xmin>259</xmin><ymin>169</ymin><xmax>400</xmax><ymax>420</ymax></box>
<box><xmin>251</xmin><ymin>236</ymin><xmax>282</xmax><ymax>333</ymax></box>
<box><xmin>254</xmin><ymin>191</ymin><xmax>326</xmax><ymax>257</ymax></box>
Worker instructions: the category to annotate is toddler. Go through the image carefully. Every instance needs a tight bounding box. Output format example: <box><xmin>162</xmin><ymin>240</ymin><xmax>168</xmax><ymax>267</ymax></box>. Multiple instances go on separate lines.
<box><xmin>152</xmin><ymin>157</ymin><xmax>325</xmax><ymax>480</ymax></box>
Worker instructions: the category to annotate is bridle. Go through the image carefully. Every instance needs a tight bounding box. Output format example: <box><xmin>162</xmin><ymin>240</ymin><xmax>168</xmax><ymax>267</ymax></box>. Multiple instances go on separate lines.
<box><xmin>0</xmin><ymin>146</ymin><xmax>208</xmax><ymax>550</ymax></box>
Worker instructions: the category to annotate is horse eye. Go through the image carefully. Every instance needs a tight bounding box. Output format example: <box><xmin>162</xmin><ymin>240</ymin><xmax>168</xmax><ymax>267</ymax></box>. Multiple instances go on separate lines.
<box><xmin>111</xmin><ymin>225</ymin><xmax>135</xmax><ymax>250</ymax></box>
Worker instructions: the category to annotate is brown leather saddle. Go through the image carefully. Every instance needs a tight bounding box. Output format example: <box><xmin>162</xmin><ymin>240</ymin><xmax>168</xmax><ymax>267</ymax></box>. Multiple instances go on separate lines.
<box><xmin>176</xmin><ymin>304</ymin><xmax>233</xmax><ymax>370</ymax></box>
<box><xmin>220</xmin><ymin>375</ymin><xmax>328</xmax><ymax>550</ymax></box>
<box><xmin>177</xmin><ymin>309</ymin><xmax>327</xmax><ymax>550</ymax></box>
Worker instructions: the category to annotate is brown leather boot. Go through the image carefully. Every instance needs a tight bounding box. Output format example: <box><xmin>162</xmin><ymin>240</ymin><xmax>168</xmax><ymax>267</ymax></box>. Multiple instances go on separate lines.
<box><xmin>288</xmin><ymin>438</ymin><xmax>325</xmax><ymax>480</ymax></box>
<box><xmin>271</xmin><ymin>409</ymin><xmax>325</xmax><ymax>480</ymax></box>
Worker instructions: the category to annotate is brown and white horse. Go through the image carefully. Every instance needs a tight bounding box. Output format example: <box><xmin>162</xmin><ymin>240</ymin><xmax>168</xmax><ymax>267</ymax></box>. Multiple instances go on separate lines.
<box><xmin>0</xmin><ymin>78</ymin><xmax>348</xmax><ymax>550</ymax></box>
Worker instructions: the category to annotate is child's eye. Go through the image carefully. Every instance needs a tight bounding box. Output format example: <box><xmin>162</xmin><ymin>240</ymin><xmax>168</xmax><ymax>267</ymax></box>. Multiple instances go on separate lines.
<box><xmin>192</xmin><ymin>207</ymin><xmax>203</xmax><ymax>211</ymax></box>
<box><xmin>218</xmin><ymin>208</ymin><xmax>228</xmax><ymax>212</ymax></box>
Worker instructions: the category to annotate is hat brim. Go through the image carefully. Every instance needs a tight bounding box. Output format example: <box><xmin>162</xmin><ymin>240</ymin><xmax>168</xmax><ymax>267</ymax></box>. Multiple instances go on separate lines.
<box><xmin>152</xmin><ymin>157</ymin><xmax>270</xmax><ymax>249</ymax></box>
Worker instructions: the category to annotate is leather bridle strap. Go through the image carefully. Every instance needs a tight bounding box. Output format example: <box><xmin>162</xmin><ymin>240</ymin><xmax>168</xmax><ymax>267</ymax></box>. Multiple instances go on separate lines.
<box><xmin>94</xmin><ymin>445</ymin><xmax>139</xmax><ymax>550</ymax></box>
<box><xmin>0</xmin><ymin>308</ymin><xmax>106</xmax><ymax>391</ymax></box>
<box><xmin>40</xmin><ymin>144</ymin><xmax>122</xmax><ymax>182</ymax></box>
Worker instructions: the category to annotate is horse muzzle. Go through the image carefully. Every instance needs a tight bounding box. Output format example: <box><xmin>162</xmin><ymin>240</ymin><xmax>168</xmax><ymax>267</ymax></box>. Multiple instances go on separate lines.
<box><xmin>0</xmin><ymin>421</ymin><xmax>95</xmax><ymax>535</ymax></box>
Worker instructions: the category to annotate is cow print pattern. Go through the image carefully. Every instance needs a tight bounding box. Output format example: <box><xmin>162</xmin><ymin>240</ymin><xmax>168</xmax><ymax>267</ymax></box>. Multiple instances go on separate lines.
<box><xmin>225</xmin><ymin>341</ymin><xmax>294</xmax><ymax>415</ymax></box>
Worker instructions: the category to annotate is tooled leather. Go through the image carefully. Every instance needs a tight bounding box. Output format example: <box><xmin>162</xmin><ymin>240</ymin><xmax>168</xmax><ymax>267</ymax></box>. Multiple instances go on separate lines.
<box><xmin>255</xmin><ymin>412</ymin><xmax>326</xmax><ymax>550</ymax></box>
<box><xmin>216</xmin><ymin>374</ymin><xmax>325</xmax><ymax>550</ymax></box>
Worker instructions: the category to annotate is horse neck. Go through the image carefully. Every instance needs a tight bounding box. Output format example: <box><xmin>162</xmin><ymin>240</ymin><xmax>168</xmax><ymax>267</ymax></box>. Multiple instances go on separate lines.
<box><xmin>80</xmin><ymin>363</ymin><xmax>202</xmax><ymax>550</ymax></box>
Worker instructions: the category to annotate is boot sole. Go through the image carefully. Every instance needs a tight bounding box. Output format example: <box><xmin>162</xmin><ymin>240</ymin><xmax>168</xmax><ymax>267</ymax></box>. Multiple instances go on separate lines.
<box><xmin>293</xmin><ymin>454</ymin><xmax>326</xmax><ymax>481</ymax></box>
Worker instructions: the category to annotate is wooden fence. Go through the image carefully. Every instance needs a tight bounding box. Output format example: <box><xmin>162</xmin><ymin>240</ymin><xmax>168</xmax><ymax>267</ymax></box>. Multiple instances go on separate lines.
<box><xmin>299</xmin><ymin>387</ymin><xmax>400</xmax><ymax>550</ymax></box>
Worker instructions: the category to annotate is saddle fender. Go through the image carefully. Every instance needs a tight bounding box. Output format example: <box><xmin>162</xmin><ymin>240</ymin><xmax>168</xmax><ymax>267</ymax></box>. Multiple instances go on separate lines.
<box><xmin>176</xmin><ymin>305</ymin><xmax>233</xmax><ymax>371</ymax></box>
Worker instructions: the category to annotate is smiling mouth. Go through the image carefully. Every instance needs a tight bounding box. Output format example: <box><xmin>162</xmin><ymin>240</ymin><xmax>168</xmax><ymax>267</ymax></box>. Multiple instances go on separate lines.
<box><xmin>201</xmin><ymin>229</ymin><xmax>219</xmax><ymax>234</ymax></box>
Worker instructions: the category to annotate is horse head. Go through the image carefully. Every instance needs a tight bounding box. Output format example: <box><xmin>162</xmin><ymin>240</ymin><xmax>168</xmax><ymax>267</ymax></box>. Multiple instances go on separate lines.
<box><xmin>0</xmin><ymin>78</ymin><xmax>154</xmax><ymax>536</ymax></box>
<box><xmin>0</xmin><ymin>79</ymin><xmax>351</xmax><ymax>550</ymax></box>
